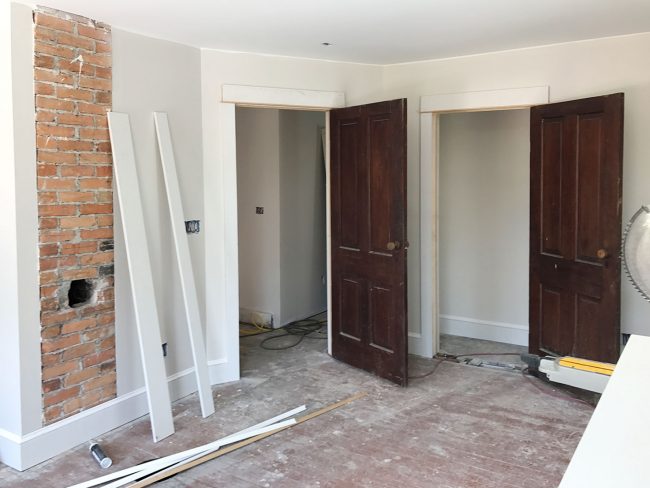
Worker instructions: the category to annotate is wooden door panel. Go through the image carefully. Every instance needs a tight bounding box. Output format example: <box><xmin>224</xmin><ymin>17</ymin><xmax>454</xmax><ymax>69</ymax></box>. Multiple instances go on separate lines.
<box><xmin>338</xmin><ymin>120</ymin><xmax>363</xmax><ymax>250</ymax></box>
<box><xmin>368</xmin><ymin>283</ymin><xmax>394</xmax><ymax>353</ymax></box>
<box><xmin>575</xmin><ymin>294</ymin><xmax>601</xmax><ymax>359</ymax></box>
<box><xmin>368</xmin><ymin>114</ymin><xmax>393</xmax><ymax>254</ymax></box>
<box><xmin>540</xmin><ymin>286</ymin><xmax>562</xmax><ymax>354</ymax></box>
<box><xmin>339</xmin><ymin>277</ymin><xmax>363</xmax><ymax>341</ymax></box>
<box><xmin>576</xmin><ymin>114</ymin><xmax>605</xmax><ymax>262</ymax></box>
<box><xmin>530</xmin><ymin>94</ymin><xmax>623</xmax><ymax>363</ymax></box>
<box><xmin>331</xmin><ymin>99</ymin><xmax>408</xmax><ymax>385</ymax></box>
<box><xmin>540</xmin><ymin>118</ymin><xmax>565</xmax><ymax>257</ymax></box>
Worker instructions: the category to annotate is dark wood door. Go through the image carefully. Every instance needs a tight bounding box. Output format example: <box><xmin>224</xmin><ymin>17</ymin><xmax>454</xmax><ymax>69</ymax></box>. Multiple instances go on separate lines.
<box><xmin>330</xmin><ymin>99</ymin><xmax>408</xmax><ymax>385</ymax></box>
<box><xmin>530</xmin><ymin>93</ymin><xmax>624</xmax><ymax>363</ymax></box>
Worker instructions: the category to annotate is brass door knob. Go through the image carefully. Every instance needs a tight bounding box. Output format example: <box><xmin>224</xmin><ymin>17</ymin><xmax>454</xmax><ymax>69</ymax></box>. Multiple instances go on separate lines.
<box><xmin>596</xmin><ymin>248</ymin><xmax>609</xmax><ymax>259</ymax></box>
<box><xmin>387</xmin><ymin>241</ymin><xmax>401</xmax><ymax>251</ymax></box>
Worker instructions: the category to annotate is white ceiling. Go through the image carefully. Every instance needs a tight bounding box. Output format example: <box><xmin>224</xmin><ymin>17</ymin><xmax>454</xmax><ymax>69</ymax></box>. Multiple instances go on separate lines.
<box><xmin>20</xmin><ymin>0</ymin><xmax>650</xmax><ymax>64</ymax></box>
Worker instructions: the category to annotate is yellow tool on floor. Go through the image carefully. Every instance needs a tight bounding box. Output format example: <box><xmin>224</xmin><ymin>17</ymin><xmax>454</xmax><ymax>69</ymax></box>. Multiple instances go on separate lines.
<box><xmin>538</xmin><ymin>356</ymin><xmax>615</xmax><ymax>393</ymax></box>
<box><xmin>558</xmin><ymin>357</ymin><xmax>615</xmax><ymax>376</ymax></box>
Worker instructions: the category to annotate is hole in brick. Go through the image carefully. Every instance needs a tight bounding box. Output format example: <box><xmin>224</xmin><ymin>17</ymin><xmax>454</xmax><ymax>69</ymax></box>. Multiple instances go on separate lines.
<box><xmin>68</xmin><ymin>279</ymin><xmax>94</xmax><ymax>308</ymax></box>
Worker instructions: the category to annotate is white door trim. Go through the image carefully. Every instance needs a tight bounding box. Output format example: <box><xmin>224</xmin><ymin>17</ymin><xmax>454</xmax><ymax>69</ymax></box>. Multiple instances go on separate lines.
<box><xmin>420</xmin><ymin>86</ymin><xmax>549</xmax><ymax>113</ymax></box>
<box><xmin>417</xmin><ymin>86</ymin><xmax>549</xmax><ymax>358</ymax></box>
<box><xmin>108</xmin><ymin>112</ymin><xmax>175</xmax><ymax>442</ymax></box>
<box><xmin>222</xmin><ymin>84</ymin><xmax>345</xmax><ymax>110</ymax></box>
<box><xmin>209</xmin><ymin>86</ymin><xmax>345</xmax><ymax>373</ymax></box>
<box><xmin>154</xmin><ymin>112</ymin><xmax>215</xmax><ymax>419</ymax></box>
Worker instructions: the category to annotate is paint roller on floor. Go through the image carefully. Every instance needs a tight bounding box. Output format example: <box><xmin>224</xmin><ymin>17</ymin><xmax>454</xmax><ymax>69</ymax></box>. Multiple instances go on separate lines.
<box><xmin>89</xmin><ymin>443</ymin><xmax>112</xmax><ymax>469</ymax></box>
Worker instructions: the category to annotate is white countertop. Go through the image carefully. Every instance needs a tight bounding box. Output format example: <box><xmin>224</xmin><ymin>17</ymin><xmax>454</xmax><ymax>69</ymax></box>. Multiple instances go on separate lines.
<box><xmin>560</xmin><ymin>334</ymin><xmax>650</xmax><ymax>487</ymax></box>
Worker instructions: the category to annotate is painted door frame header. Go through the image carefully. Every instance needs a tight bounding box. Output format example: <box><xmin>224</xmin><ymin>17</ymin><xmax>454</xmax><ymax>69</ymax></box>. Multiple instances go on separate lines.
<box><xmin>222</xmin><ymin>84</ymin><xmax>345</xmax><ymax>110</ymax></box>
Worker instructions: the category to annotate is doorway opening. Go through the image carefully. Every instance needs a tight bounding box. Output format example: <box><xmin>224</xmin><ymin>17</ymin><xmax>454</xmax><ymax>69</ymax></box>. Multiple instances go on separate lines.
<box><xmin>437</xmin><ymin>109</ymin><xmax>529</xmax><ymax>369</ymax></box>
<box><xmin>235</xmin><ymin>106</ymin><xmax>329</xmax><ymax>368</ymax></box>
<box><xmin>422</xmin><ymin>89</ymin><xmax>622</xmax><ymax>368</ymax></box>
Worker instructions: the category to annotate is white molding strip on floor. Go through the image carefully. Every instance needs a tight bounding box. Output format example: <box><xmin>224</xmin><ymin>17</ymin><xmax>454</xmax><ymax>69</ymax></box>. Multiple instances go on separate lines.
<box><xmin>439</xmin><ymin>314</ymin><xmax>528</xmax><ymax>346</ymax></box>
<box><xmin>0</xmin><ymin>361</ymin><xmax>235</xmax><ymax>471</ymax></box>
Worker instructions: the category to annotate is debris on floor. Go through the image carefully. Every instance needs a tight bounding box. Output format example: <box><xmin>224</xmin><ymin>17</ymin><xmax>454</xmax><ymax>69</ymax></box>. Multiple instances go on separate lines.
<box><xmin>72</xmin><ymin>393</ymin><xmax>366</xmax><ymax>488</ymax></box>
<box><xmin>460</xmin><ymin>357</ymin><xmax>525</xmax><ymax>372</ymax></box>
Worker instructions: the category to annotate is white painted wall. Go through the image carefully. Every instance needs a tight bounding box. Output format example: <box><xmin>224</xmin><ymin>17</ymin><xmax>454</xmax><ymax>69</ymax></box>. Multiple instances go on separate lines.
<box><xmin>382</xmin><ymin>32</ymin><xmax>650</xmax><ymax>341</ymax></box>
<box><xmin>438</xmin><ymin>110</ymin><xmax>530</xmax><ymax>345</ymax></box>
<box><xmin>112</xmin><ymin>29</ymin><xmax>205</xmax><ymax>395</ymax></box>
<box><xmin>0</xmin><ymin>2</ymin><xmax>21</xmax><ymax>444</ymax></box>
<box><xmin>236</xmin><ymin>108</ymin><xmax>327</xmax><ymax>327</ymax></box>
<box><xmin>236</xmin><ymin>107</ymin><xmax>282</xmax><ymax>325</ymax></box>
<box><xmin>279</xmin><ymin>110</ymin><xmax>327</xmax><ymax>325</ymax></box>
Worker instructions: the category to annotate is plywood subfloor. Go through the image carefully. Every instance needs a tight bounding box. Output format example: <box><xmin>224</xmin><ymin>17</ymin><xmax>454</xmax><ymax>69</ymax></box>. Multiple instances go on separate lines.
<box><xmin>0</xmin><ymin>334</ymin><xmax>592</xmax><ymax>487</ymax></box>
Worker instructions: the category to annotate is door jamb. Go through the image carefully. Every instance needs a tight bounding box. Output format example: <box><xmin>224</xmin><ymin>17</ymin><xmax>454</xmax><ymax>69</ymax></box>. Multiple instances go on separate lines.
<box><xmin>419</xmin><ymin>86</ymin><xmax>549</xmax><ymax>358</ymax></box>
<box><xmin>217</xmin><ymin>85</ymin><xmax>345</xmax><ymax>371</ymax></box>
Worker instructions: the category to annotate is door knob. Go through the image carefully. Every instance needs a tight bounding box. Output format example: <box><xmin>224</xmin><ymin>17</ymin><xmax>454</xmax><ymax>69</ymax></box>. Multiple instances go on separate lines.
<box><xmin>386</xmin><ymin>241</ymin><xmax>401</xmax><ymax>251</ymax></box>
<box><xmin>596</xmin><ymin>248</ymin><xmax>609</xmax><ymax>259</ymax></box>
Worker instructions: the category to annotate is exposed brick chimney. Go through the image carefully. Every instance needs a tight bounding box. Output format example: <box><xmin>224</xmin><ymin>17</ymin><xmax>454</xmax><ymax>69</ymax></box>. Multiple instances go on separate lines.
<box><xmin>33</xmin><ymin>7</ymin><xmax>116</xmax><ymax>425</ymax></box>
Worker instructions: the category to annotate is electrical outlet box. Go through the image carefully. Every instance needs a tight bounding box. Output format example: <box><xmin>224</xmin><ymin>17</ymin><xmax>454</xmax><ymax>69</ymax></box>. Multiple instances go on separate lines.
<box><xmin>185</xmin><ymin>220</ymin><xmax>200</xmax><ymax>234</ymax></box>
<box><xmin>256</xmin><ymin>207</ymin><xmax>264</xmax><ymax>214</ymax></box>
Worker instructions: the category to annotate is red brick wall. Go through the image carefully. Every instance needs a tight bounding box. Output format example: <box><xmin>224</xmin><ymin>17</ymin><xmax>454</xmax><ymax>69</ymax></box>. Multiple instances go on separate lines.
<box><xmin>34</xmin><ymin>8</ymin><xmax>116</xmax><ymax>425</ymax></box>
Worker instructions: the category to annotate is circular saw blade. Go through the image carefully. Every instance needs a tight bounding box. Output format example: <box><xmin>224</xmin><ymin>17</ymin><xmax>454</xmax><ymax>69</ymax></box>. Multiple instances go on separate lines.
<box><xmin>622</xmin><ymin>205</ymin><xmax>650</xmax><ymax>302</ymax></box>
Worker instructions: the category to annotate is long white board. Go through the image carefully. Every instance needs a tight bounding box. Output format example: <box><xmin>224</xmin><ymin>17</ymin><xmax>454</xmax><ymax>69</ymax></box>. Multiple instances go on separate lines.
<box><xmin>153</xmin><ymin>112</ymin><xmax>215</xmax><ymax>418</ymax></box>
<box><xmin>107</xmin><ymin>112</ymin><xmax>174</xmax><ymax>442</ymax></box>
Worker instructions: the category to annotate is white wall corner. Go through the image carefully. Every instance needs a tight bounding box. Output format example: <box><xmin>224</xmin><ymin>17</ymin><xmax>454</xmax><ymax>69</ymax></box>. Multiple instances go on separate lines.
<box><xmin>219</xmin><ymin>102</ymin><xmax>241</xmax><ymax>376</ymax></box>
<box><xmin>0</xmin><ymin>1</ymin><xmax>42</xmax><ymax>445</ymax></box>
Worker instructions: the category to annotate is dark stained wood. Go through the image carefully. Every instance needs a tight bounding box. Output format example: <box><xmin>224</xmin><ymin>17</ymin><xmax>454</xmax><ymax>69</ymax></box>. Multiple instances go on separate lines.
<box><xmin>330</xmin><ymin>99</ymin><xmax>408</xmax><ymax>385</ymax></box>
<box><xmin>530</xmin><ymin>94</ymin><xmax>624</xmax><ymax>363</ymax></box>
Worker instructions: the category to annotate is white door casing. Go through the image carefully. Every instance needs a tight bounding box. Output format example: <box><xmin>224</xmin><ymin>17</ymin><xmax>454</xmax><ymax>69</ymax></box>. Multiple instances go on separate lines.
<box><xmin>417</xmin><ymin>86</ymin><xmax>549</xmax><ymax>358</ymax></box>
<box><xmin>207</xmin><ymin>86</ymin><xmax>345</xmax><ymax>376</ymax></box>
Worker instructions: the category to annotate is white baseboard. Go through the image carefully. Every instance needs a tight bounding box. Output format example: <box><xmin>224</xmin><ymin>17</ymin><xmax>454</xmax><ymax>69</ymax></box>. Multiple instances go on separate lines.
<box><xmin>278</xmin><ymin>308</ymin><xmax>327</xmax><ymax>329</ymax></box>
<box><xmin>0</xmin><ymin>359</ymin><xmax>237</xmax><ymax>471</ymax></box>
<box><xmin>440</xmin><ymin>314</ymin><xmax>528</xmax><ymax>347</ymax></box>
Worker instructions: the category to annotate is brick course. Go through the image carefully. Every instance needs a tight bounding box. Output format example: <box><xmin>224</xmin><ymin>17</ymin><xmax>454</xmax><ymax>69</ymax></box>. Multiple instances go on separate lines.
<box><xmin>33</xmin><ymin>7</ymin><xmax>116</xmax><ymax>425</ymax></box>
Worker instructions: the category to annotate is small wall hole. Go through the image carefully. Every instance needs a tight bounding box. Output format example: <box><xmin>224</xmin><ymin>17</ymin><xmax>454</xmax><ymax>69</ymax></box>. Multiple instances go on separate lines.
<box><xmin>68</xmin><ymin>279</ymin><xmax>94</xmax><ymax>308</ymax></box>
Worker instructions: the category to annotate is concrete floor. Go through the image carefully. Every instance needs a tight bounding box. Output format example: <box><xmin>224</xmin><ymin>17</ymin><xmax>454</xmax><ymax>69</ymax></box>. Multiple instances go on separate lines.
<box><xmin>0</xmin><ymin>332</ymin><xmax>592</xmax><ymax>487</ymax></box>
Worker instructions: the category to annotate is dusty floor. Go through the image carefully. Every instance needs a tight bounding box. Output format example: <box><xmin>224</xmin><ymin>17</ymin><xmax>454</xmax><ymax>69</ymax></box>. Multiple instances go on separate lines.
<box><xmin>0</xmin><ymin>333</ymin><xmax>592</xmax><ymax>488</ymax></box>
